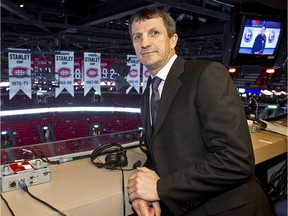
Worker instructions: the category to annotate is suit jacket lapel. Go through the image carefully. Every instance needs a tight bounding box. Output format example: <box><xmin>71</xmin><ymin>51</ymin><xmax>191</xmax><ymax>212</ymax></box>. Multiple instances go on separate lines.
<box><xmin>153</xmin><ymin>57</ymin><xmax>185</xmax><ymax>136</ymax></box>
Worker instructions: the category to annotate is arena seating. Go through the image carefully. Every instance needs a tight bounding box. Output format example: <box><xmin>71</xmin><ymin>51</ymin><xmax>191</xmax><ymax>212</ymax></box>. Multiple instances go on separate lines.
<box><xmin>1</xmin><ymin>112</ymin><xmax>141</xmax><ymax>146</ymax></box>
<box><xmin>1</xmin><ymin>68</ymin><xmax>286</xmax><ymax>164</ymax></box>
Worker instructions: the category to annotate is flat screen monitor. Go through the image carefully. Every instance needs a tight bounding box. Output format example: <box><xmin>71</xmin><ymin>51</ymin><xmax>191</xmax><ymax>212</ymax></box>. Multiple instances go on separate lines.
<box><xmin>229</xmin><ymin>14</ymin><xmax>285</xmax><ymax>67</ymax></box>
<box><xmin>239</xmin><ymin>19</ymin><xmax>281</xmax><ymax>55</ymax></box>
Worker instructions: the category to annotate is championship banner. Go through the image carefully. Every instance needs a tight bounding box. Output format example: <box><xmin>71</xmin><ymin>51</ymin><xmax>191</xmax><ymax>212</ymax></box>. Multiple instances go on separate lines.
<box><xmin>8</xmin><ymin>52</ymin><xmax>31</xmax><ymax>99</ymax></box>
<box><xmin>83</xmin><ymin>52</ymin><xmax>101</xmax><ymax>96</ymax></box>
<box><xmin>126</xmin><ymin>55</ymin><xmax>140</xmax><ymax>94</ymax></box>
<box><xmin>142</xmin><ymin>65</ymin><xmax>151</xmax><ymax>93</ymax></box>
<box><xmin>31</xmin><ymin>55</ymin><xmax>54</xmax><ymax>89</ymax></box>
<box><xmin>31</xmin><ymin>55</ymin><xmax>54</xmax><ymax>74</ymax></box>
<box><xmin>55</xmin><ymin>51</ymin><xmax>74</xmax><ymax>98</ymax></box>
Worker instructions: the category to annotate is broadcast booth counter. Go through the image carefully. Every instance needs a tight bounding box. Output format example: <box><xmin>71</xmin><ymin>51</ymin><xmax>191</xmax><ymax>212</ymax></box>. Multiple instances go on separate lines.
<box><xmin>0</xmin><ymin>130</ymin><xmax>287</xmax><ymax>216</ymax></box>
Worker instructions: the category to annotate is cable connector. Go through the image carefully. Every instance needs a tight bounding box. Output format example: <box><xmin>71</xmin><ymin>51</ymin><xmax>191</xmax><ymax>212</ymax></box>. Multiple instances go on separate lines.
<box><xmin>19</xmin><ymin>180</ymin><xmax>28</xmax><ymax>192</ymax></box>
<box><xmin>58</xmin><ymin>157</ymin><xmax>73</xmax><ymax>164</ymax></box>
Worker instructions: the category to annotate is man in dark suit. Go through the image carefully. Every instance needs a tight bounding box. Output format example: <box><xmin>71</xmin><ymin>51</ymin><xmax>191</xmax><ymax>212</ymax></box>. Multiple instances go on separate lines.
<box><xmin>251</xmin><ymin>25</ymin><xmax>267</xmax><ymax>54</ymax></box>
<box><xmin>127</xmin><ymin>8</ymin><xmax>273</xmax><ymax>216</ymax></box>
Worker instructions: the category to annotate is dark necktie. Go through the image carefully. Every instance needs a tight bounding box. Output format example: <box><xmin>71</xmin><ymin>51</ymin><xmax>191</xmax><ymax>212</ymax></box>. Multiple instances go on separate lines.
<box><xmin>150</xmin><ymin>76</ymin><xmax>162</xmax><ymax>128</ymax></box>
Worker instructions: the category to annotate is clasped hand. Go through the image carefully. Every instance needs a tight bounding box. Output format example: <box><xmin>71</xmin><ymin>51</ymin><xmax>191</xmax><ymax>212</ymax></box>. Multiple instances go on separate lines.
<box><xmin>128</xmin><ymin>167</ymin><xmax>161</xmax><ymax>216</ymax></box>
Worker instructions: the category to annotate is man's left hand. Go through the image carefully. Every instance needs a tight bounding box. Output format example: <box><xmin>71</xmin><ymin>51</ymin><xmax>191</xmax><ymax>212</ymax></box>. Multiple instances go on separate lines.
<box><xmin>128</xmin><ymin>167</ymin><xmax>160</xmax><ymax>202</ymax></box>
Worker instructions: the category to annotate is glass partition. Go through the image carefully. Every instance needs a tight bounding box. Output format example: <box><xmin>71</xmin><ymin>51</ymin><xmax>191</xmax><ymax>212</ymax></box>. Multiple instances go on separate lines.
<box><xmin>0</xmin><ymin>129</ymin><xmax>142</xmax><ymax>165</ymax></box>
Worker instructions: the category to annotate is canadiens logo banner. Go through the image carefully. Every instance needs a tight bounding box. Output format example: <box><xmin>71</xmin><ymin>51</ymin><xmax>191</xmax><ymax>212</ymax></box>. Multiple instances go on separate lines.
<box><xmin>83</xmin><ymin>52</ymin><xmax>101</xmax><ymax>96</ymax></box>
<box><xmin>126</xmin><ymin>55</ymin><xmax>140</xmax><ymax>94</ymax></box>
<box><xmin>55</xmin><ymin>51</ymin><xmax>74</xmax><ymax>97</ymax></box>
<box><xmin>8</xmin><ymin>52</ymin><xmax>32</xmax><ymax>100</ymax></box>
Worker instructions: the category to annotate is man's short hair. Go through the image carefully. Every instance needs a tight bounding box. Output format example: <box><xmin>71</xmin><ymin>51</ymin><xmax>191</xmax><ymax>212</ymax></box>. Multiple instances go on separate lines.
<box><xmin>129</xmin><ymin>8</ymin><xmax>176</xmax><ymax>38</ymax></box>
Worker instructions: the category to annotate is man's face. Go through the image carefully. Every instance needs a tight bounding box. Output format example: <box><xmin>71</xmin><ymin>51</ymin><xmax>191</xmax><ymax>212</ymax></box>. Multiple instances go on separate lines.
<box><xmin>261</xmin><ymin>27</ymin><xmax>266</xmax><ymax>35</ymax></box>
<box><xmin>131</xmin><ymin>17</ymin><xmax>178</xmax><ymax>75</ymax></box>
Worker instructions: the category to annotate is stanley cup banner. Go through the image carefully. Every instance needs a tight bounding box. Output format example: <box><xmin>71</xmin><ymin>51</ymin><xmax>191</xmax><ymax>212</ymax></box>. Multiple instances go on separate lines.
<box><xmin>126</xmin><ymin>55</ymin><xmax>140</xmax><ymax>94</ymax></box>
<box><xmin>83</xmin><ymin>52</ymin><xmax>101</xmax><ymax>96</ymax></box>
<box><xmin>55</xmin><ymin>51</ymin><xmax>74</xmax><ymax>98</ymax></box>
<box><xmin>8</xmin><ymin>52</ymin><xmax>32</xmax><ymax>100</ymax></box>
<box><xmin>142</xmin><ymin>65</ymin><xmax>151</xmax><ymax>93</ymax></box>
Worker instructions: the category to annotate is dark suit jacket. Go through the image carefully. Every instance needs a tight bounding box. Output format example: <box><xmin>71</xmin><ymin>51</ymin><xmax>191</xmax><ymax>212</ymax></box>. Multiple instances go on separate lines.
<box><xmin>140</xmin><ymin>57</ymin><xmax>272</xmax><ymax>216</ymax></box>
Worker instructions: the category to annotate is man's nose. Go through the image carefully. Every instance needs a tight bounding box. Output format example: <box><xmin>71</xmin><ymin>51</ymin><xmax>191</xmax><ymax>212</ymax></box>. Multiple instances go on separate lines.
<box><xmin>141</xmin><ymin>35</ymin><xmax>151</xmax><ymax>48</ymax></box>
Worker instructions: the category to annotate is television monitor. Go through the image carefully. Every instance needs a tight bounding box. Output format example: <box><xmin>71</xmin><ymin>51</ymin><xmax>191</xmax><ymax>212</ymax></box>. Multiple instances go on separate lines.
<box><xmin>111</xmin><ymin>64</ymin><xmax>130</xmax><ymax>76</ymax></box>
<box><xmin>229</xmin><ymin>14</ymin><xmax>285</xmax><ymax>67</ymax></box>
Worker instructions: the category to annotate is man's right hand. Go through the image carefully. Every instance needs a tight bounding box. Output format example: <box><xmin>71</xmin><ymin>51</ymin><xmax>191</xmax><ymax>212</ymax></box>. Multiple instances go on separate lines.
<box><xmin>131</xmin><ymin>199</ymin><xmax>161</xmax><ymax>216</ymax></box>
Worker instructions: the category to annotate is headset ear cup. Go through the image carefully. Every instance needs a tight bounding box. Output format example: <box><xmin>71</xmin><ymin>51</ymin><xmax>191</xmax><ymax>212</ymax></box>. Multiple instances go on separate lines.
<box><xmin>119</xmin><ymin>152</ymin><xmax>128</xmax><ymax>167</ymax></box>
<box><xmin>91</xmin><ymin>143</ymin><xmax>128</xmax><ymax>169</ymax></box>
<box><xmin>105</xmin><ymin>153</ymin><xmax>121</xmax><ymax>168</ymax></box>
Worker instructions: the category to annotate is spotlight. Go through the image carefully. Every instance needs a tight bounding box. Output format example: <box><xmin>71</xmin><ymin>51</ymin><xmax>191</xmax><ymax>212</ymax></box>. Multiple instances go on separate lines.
<box><xmin>265</xmin><ymin>68</ymin><xmax>275</xmax><ymax>74</ymax></box>
<box><xmin>228</xmin><ymin>68</ymin><xmax>236</xmax><ymax>73</ymax></box>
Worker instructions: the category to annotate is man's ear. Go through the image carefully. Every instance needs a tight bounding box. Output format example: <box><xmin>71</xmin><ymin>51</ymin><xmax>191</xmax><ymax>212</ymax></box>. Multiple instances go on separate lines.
<box><xmin>170</xmin><ymin>33</ymin><xmax>178</xmax><ymax>50</ymax></box>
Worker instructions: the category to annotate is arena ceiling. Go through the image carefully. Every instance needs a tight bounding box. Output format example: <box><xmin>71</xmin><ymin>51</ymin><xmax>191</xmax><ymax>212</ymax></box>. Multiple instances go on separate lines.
<box><xmin>1</xmin><ymin>0</ymin><xmax>286</xmax><ymax>63</ymax></box>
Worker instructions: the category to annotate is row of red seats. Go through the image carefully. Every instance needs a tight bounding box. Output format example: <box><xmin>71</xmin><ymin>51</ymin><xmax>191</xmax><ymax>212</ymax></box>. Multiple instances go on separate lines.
<box><xmin>1</xmin><ymin>112</ymin><xmax>142</xmax><ymax>164</ymax></box>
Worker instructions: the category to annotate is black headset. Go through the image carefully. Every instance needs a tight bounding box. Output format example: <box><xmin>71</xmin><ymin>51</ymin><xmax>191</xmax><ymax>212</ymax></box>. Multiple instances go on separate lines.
<box><xmin>91</xmin><ymin>143</ymin><xmax>128</xmax><ymax>170</ymax></box>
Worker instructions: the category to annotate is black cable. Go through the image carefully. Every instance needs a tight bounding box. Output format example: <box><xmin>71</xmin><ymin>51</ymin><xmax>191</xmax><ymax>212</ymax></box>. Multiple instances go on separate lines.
<box><xmin>119</xmin><ymin>161</ymin><xmax>142</xmax><ymax>216</ymax></box>
<box><xmin>1</xmin><ymin>193</ymin><xmax>16</xmax><ymax>216</ymax></box>
<box><xmin>120</xmin><ymin>166</ymin><xmax>126</xmax><ymax>216</ymax></box>
<box><xmin>95</xmin><ymin>157</ymin><xmax>142</xmax><ymax>171</ymax></box>
<box><xmin>18</xmin><ymin>147</ymin><xmax>60</xmax><ymax>165</ymax></box>
<box><xmin>28</xmin><ymin>147</ymin><xmax>60</xmax><ymax>164</ymax></box>
<box><xmin>19</xmin><ymin>182</ymin><xmax>67</xmax><ymax>216</ymax></box>
<box><xmin>268</xmin><ymin>160</ymin><xmax>287</xmax><ymax>202</ymax></box>
<box><xmin>19</xmin><ymin>147</ymin><xmax>91</xmax><ymax>165</ymax></box>
<box><xmin>95</xmin><ymin>159</ymin><xmax>141</xmax><ymax>216</ymax></box>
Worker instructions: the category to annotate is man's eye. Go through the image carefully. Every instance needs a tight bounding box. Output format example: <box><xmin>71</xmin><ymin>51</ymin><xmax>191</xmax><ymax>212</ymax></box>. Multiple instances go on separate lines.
<box><xmin>152</xmin><ymin>31</ymin><xmax>159</xmax><ymax>35</ymax></box>
<box><xmin>134</xmin><ymin>35</ymin><xmax>141</xmax><ymax>40</ymax></box>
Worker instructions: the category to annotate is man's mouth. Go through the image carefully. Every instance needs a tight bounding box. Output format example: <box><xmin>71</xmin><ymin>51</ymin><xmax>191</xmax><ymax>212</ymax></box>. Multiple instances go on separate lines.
<box><xmin>141</xmin><ymin>51</ymin><xmax>155</xmax><ymax>55</ymax></box>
